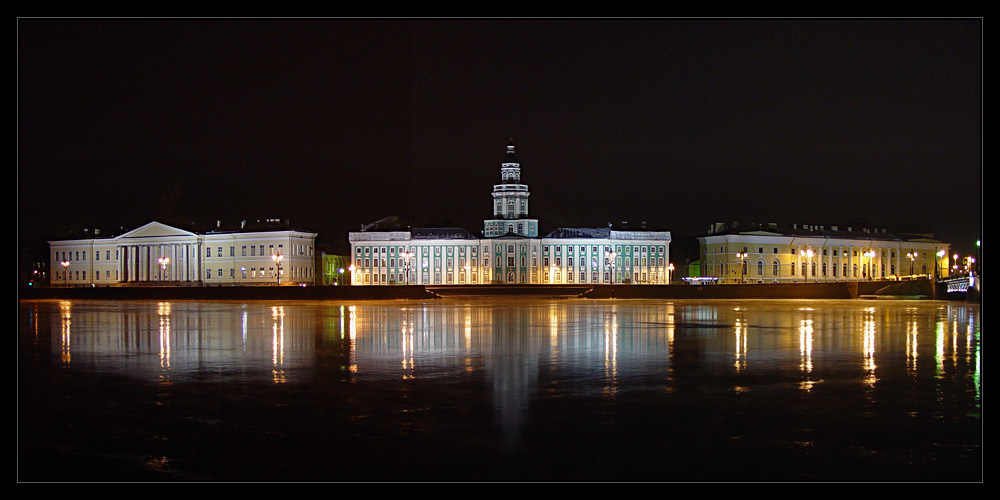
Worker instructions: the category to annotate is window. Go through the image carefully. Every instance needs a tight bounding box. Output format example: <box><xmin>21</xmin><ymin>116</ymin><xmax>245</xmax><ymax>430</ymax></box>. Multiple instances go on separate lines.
<box><xmin>207</xmin><ymin>247</ymin><xmax>212</xmax><ymax>257</ymax></box>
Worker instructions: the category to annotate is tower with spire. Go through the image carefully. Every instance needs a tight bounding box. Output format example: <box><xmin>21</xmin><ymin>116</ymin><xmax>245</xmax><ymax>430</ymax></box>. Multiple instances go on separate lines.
<box><xmin>483</xmin><ymin>139</ymin><xmax>539</xmax><ymax>238</ymax></box>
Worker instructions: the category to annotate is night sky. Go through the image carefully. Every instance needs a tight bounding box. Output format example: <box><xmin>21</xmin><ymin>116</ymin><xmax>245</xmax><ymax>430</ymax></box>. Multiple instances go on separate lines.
<box><xmin>18</xmin><ymin>19</ymin><xmax>982</xmax><ymax>256</ymax></box>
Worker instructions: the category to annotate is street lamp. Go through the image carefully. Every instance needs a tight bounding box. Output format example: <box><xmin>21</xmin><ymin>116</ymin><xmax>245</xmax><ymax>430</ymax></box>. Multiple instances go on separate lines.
<box><xmin>271</xmin><ymin>253</ymin><xmax>284</xmax><ymax>285</ymax></box>
<box><xmin>61</xmin><ymin>261</ymin><xmax>70</xmax><ymax>286</ymax></box>
<box><xmin>463</xmin><ymin>264</ymin><xmax>471</xmax><ymax>284</ymax></box>
<box><xmin>605</xmin><ymin>250</ymin><xmax>617</xmax><ymax>284</ymax></box>
<box><xmin>157</xmin><ymin>256</ymin><xmax>170</xmax><ymax>282</ymax></box>
<box><xmin>736</xmin><ymin>251</ymin><xmax>748</xmax><ymax>283</ymax></box>
<box><xmin>337</xmin><ymin>267</ymin><xmax>344</xmax><ymax>286</ymax></box>
<box><xmin>936</xmin><ymin>250</ymin><xmax>945</xmax><ymax>279</ymax></box>
<box><xmin>667</xmin><ymin>262</ymin><xmax>674</xmax><ymax>284</ymax></box>
<box><xmin>799</xmin><ymin>249</ymin><xmax>814</xmax><ymax>282</ymax></box>
<box><xmin>348</xmin><ymin>265</ymin><xmax>355</xmax><ymax>285</ymax></box>
<box><xmin>906</xmin><ymin>252</ymin><xmax>918</xmax><ymax>277</ymax></box>
<box><xmin>864</xmin><ymin>250</ymin><xmax>876</xmax><ymax>280</ymax></box>
<box><xmin>400</xmin><ymin>251</ymin><xmax>413</xmax><ymax>285</ymax></box>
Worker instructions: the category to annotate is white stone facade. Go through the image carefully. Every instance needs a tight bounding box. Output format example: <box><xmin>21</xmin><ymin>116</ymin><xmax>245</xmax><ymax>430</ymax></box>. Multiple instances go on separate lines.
<box><xmin>697</xmin><ymin>225</ymin><xmax>951</xmax><ymax>284</ymax></box>
<box><xmin>49</xmin><ymin>221</ymin><xmax>317</xmax><ymax>286</ymax></box>
<box><xmin>349</xmin><ymin>141</ymin><xmax>672</xmax><ymax>285</ymax></box>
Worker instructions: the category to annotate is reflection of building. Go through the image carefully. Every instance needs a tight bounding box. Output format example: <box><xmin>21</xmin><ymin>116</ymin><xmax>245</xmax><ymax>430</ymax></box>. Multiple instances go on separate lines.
<box><xmin>697</xmin><ymin>222</ymin><xmax>951</xmax><ymax>284</ymax></box>
<box><xmin>349</xmin><ymin>141</ymin><xmax>672</xmax><ymax>285</ymax></box>
<box><xmin>49</xmin><ymin>220</ymin><xmax>317</xmax><ymax>286</ymax></box>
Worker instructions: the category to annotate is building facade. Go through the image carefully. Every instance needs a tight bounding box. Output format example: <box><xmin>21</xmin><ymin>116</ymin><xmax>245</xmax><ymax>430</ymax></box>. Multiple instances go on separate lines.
<box><xmin>697</xmin><ymin>222</ymin><xmax>951</xmax><ymax>284</ymax></box>
<box><xmin>49</xmin><ymin>220</ymin><xmax>317</xmax><ymax>286</ymax></box>
<box><xmin>349</xmin><ymin>141</ymin><xmax>672</xmax><ymax>285</ymax></box>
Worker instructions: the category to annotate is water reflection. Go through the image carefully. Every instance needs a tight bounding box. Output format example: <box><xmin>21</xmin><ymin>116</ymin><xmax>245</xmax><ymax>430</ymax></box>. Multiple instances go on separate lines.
<box><xmin>35</xmin><ymin>300</ymin><xmax>981</xmax><ymax>385</ymax></box>
<box><xmin>21</xmin><ymin>298</ymin><xmax>981</xmax><ymax>480</ymax></box>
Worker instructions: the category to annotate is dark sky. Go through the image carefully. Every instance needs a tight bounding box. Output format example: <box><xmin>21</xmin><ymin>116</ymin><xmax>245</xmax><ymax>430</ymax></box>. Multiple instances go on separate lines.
<box><xmin>18</xmin><ymin>19</ymin><xmax>982</xmax><ymax>255</ymax></box>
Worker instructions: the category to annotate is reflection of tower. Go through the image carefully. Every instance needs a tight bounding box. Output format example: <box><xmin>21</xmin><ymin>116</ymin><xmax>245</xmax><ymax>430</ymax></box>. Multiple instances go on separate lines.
<box><xmin>483</xmin><ymin>139</ymin><xmax>539</xmax><ymax>238</ymax></box>
<box><xmin>487</xmin><ymin>305</ymin><xmax>539</xmax><ymax>446</ymax></box>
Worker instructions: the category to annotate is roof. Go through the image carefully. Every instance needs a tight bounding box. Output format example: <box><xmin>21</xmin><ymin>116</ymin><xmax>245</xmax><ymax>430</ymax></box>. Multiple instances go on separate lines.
<box><xmin>544</xmin><ymin>227</ymin><xmax>612</xmax><ymax>239</ymax></box>
<box><xmin>702</xmin><ymin>222</ymin><xmax>943</xmax><ymax>243</ymax></box>
<box><xmin>410</xmin><ymin>227</ymin><xmax>479</xmax><ymax>240</ymax></box>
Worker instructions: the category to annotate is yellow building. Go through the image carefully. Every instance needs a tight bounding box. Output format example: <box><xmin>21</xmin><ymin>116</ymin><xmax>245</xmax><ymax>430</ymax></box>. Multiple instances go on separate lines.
<box><xmin>697</xmin><ymin>222</ymin><xmax>950</xmax><ymax>284</ymax></box>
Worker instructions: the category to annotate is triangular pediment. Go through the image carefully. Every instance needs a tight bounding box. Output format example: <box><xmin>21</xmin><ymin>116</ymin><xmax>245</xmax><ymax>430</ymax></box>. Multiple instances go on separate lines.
<box><xmin>117</xmin><ymin>221</ymin><xmax>199</xmax><ymax>240</ymax></box>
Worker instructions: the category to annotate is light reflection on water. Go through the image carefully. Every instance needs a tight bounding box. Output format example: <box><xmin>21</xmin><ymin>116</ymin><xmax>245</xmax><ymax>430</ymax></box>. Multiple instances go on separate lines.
<box><xmin>19</xmin><ymin>298</ymin><xmax>981</xmax><ymax>481</ymax></box>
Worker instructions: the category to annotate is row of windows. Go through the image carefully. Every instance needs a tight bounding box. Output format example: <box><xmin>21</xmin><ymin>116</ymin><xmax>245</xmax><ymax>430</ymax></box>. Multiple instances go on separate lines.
<box><xmin>56</xmin><ymin>270</ymin><xmax>120</xmax><ymax>281</ymax></box>
<box><xmin>721</xmin><ymin>259</ymin><xmax>926</xmax><ymax>278</ymax></box>
<box><xmin>54</xmin><ymin>250</ymin><xmax>119</xmax><ymax>262</ymax></box>
<box><xmin>717</xmin><ymin>246</ymin><xmax>923</xmax><ymax>260</ymax></box>
<box><xmin>203</xmin><ymin>267</ymin><xmax>313</xmax><ymax>279</ymax></box>
<box><xmin>354</xmin><ymin>243</ymin><xmax>668</xmax><ymax>257</ymax></box>
<box><xmin>207</xmin><ymin>244</ymin><xmax>286</xmax><ymax>258</ymax></box>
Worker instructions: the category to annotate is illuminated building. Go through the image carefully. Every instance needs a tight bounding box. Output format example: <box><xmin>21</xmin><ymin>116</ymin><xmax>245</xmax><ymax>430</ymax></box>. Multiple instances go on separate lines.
<box><xmin>697</xmin><ymin>222</ymin><xmax>951</xmax><ymax>284</ymax></box>
<box><xmin>49</xmin><ymin>219</ymin><xmax>317</xmax><ymax>286</ymax></box>
<box><xmin>349</xmin><ymin>140</ymin><xmax>672</xmax><ymax>285</ymax></box>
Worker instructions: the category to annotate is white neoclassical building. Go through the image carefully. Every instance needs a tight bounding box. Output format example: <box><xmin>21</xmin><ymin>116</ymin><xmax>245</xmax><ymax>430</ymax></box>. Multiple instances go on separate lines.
<box><xmin>697</xmin><ymin>222</ymin><xmax>952</xmax><ymax>284</ymax></box>
<box><xmin>349</xmin><ymin>141</ymin><xmax>672</xmax><ymax>285</ymax></box>
<box><xmin>49</xmin><ymin>220</ymin><xmax>317</xmax><ymax>286</ymax></box>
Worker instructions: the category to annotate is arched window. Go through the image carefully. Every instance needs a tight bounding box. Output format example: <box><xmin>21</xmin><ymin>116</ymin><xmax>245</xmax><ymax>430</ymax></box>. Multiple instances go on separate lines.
<box><xmin>772</xmin><ymin>260</ymin><xmax>780</xmax><ymax>276</ymax></box>
<box><xmin>757</xmin><ymin>260</ymin><xmax>764</xmax><ymax>276</ymax></box>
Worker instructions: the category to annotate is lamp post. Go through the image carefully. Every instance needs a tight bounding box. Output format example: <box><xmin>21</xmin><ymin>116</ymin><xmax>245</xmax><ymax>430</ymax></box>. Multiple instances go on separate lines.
<box><xmin>736</xmin><ymin>251</ymin><xmax>748</xmax><ymax>283</ymax></box>
<box><xmin>864</xmin><ymin>250</ymin><xmax>876</xmax><ymax>280</ymax></box>
<box><xmin>61</xmin><ymin>261</ymin><xmax>69</xmax><ymax>286</ymax></box>
<box><xmin>464</xmin><ymin>264</ymin><xmax>471</xmax><ymax>284</ymax></box>
<box><xmin>936</xmin><ymin>250</ymin><xmax>945</xmax><ymax>280</ymax></box>
<box><xmin>667</xmin><ymin>262</ymin><xmax>674</xmax><ymax>284</ymax></box>
<box><xmin>348</xmin><ymin>265</ymin><xmax>355</xmax><ymax>285</ymax></box>
<box><xmin>799</xmin><ymin>249</ymin><xmax>814</xmax><ymax>282</ymax></box>
<box><xmin>906</xmin><ymin>252</ymin><xmax>918</xmax><ymax>277</ymax></box>
<box><xmin>271</xmin><ymin>253</ymin><xmax>284</xmax><ymax>285</ymax></box>
<box><xmin>157</xmin><ymin>256</ymin><xmax>170</xmax><ymax>283</ymax></box>
<box><xmin>606</xmin><ymin>250</ymin><xmax>617</xmax><ymax>284</ymax></box>
<box><xmin>401</xmin><ymin>251</ymin><xmax>413</xmax><ymax>285</ymax></box>
<box><xmin>337</xmin><ymin>267</ymin><xmax>344</xmax><ymax>286</ymax></box>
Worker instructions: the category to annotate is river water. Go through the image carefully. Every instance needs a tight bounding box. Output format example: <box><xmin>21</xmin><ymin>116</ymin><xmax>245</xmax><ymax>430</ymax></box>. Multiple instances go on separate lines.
<box><xmin>19</xmin><ymin>298</ymin><xmax>981</xmax><ymax>482</ymax></box>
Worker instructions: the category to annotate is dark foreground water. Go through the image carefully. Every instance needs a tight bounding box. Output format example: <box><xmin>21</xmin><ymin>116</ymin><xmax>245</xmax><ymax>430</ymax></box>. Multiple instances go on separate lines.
<box><xmin>19</xmin><ymin>298</ymin><xmax>981</xmax><ymax>482</ymax></box>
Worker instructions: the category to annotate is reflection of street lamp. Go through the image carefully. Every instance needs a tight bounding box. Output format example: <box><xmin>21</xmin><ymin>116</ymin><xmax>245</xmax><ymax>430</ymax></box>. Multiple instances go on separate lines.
<box><xmin>401</xmin><ymin>251</ymin><xmax>413</xmax><ymax>285</ymax></box>
<box><xmin>606</xmin><ymin>250</ymin><xmax>617</xmax><ymax>284</ymax></box>
<box><xmin>799</xmin><ymin>249</ymin><xmax>814</xmax><ymax>282</ymax></box>
<box><xmin>271</xmin><ymin>253</ymin><xmax>284</xmax><ymax>285</ymax></box>
<box><xmin>667</xmin><ymin>262</ymin><xmax>674</xmax><ymax>284</ymax></box>
<box><xmin>61</xmin><ymin>261</ymin><xmax>70</xmax><ymax>286</ymax></box>
<box><xmin>736</xmin><ymin>251</ymin><xmax>748</xmax><ymax>283</ymax></box>
<box><xmin>157</xmin><ymin>256</ymin><xmax>170</xmax><ymax>282</ymax></box>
